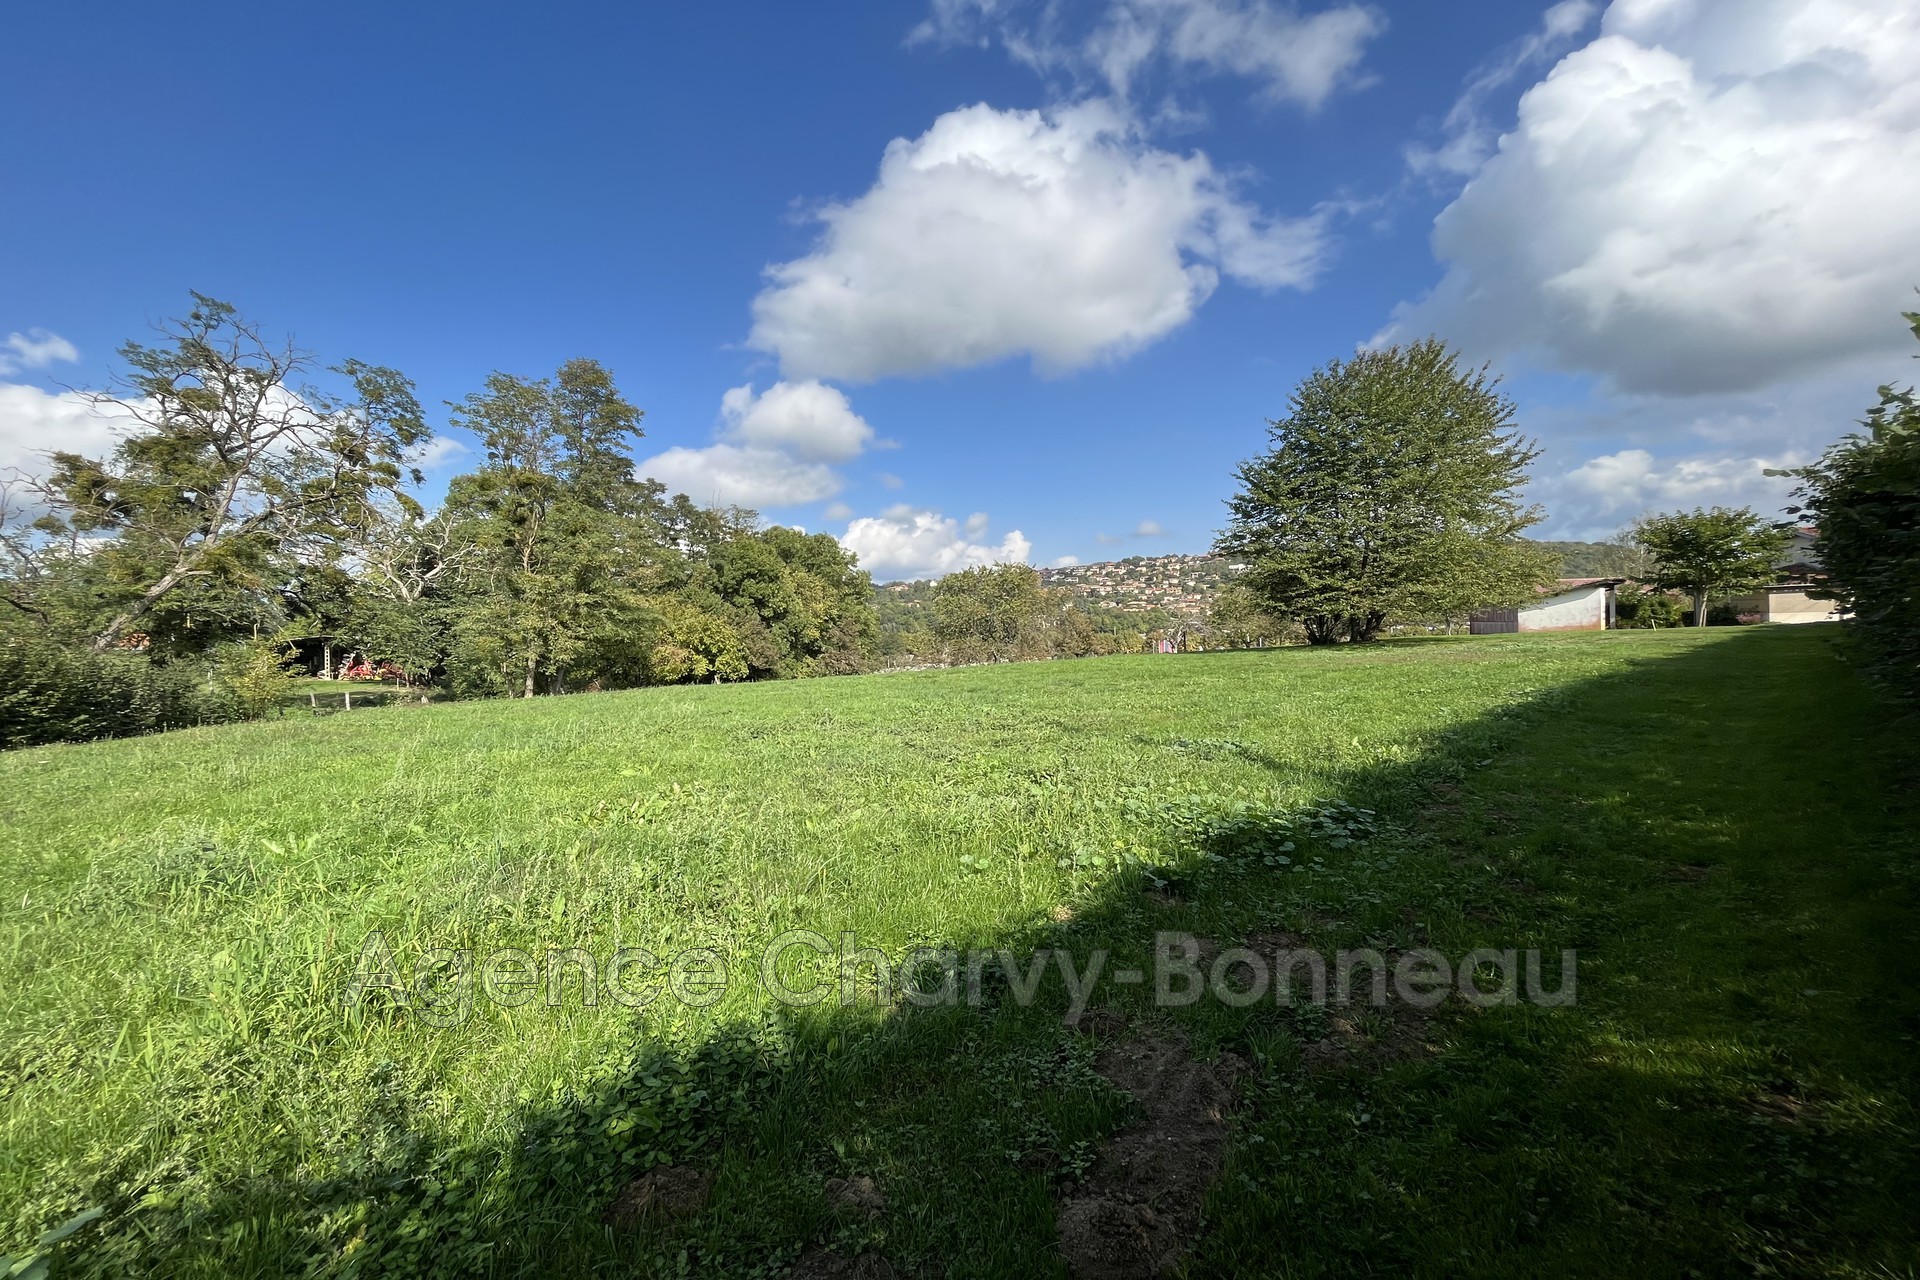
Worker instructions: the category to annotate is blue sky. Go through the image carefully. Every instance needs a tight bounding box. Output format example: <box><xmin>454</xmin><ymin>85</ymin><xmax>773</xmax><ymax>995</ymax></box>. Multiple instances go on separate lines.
<box><xmin>4</xmin><ymin>0</ymin><xmax>1918</xmax><ymax>578</ymax></box>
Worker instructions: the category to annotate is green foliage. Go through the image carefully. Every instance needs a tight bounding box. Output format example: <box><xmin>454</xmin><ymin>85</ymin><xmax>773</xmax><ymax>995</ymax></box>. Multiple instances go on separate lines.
<box><xmin>644</xmin><ymin>596</ymin><xmax>749</xmax><ymax>684</ymax></box>
<box><xmin>1782</xmin><ymin>308</ymin><xmax>1920</xmax><ymax>696</ymax></box>
<box><xmin>0</xmin><ymin>1207</ymin><xmax>103</xmax><ymax>1280</ymax></box>
<box><xmin>1204</xmin><ymin>582</ymin><xmax>1300</xmax><ymax>649</ymax></box>
<box><xmin>1219</xmin><ymin>339</ymin><xmax>1556</xmax><ymax>643</ymax></box>
<box><xmin>0</xmin><ymin>631</ymin><xmax>241</xmax><ymax>748</ymax></box>
<box><xmin>0</xmin><ymin>309</ymin><xmax>884</xmax><ymax>720</ymax></box>
<box><xmin>1530</xmin><ymin>539</ymin><xmax>1649</xmax><ymax>578</ymax></box>
<box><xmin>1631</xmin><ymin>506</ymin><xmax>1793</xmax><ymax>627</ymax></box>
<box><xmin>216</xmin><ymin>639</ymin><xmax>298</xmax><ymax>718</ymax></box>
<box><xmin>705</xmin><ymin>525</ymin><xmax>874</xmax><ymax>678</ymax></box>
<box><xmin>442</xmin><ymin>362</ymin><xmax>661</xmax><ymax>696</ymax></box>
<box><xmin>932</xmin><ymin>563</ymin><xmax>1049</xmax><ymax>662</ymax></box>
<box><xmin>1613</xmin><ymin>583</ymin><xmax>1688</xmax><ymax>629</ymax></box>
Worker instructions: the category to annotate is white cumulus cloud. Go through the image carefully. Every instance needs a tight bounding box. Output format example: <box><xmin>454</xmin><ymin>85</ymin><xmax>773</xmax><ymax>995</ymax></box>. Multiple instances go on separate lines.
<box><xmin>1542</xmin><ymin>446</ymin><xmax>1800</xmax><ymax>537</ymax></box>
<box><xmin>839</xmin><ymin>505</ymin><xmax>1033</xmax><ymax>579</ymax></box>
<box><xmin>408</xmin><ymin>435</ymin><xmax>467</xmax><ymax>471</ymax></box>
<box><xmin>639</xmin><ymin>443</ymin><xmax>842</xmax><ymax>509</ymax></box>
<box><xmin>638</xmin><ymin>381</ymin><xmax>881</xmax><ymax>509</ymax></box>
<box><xmin>0</xmin><ymin>383</ymin><xmax>126</xmax><ymax>478</ymax></box>
<box><xmin>718</xmin><ymin>379</ymin><xmax>874</xmax><ymax>462</ymax></box>
<box><xmin>1089</xmin><ymin>0</ymin><xmax>1385</xmax><ymax>107</ymax></box>
<box><xmin>1388</xmin><ymin>0</ymin><xmax>1920</xmax><ymax>396</ymax></box>
<box><xmin>0</xmin><ymin>329</ymin><xmax>80</xmax><ymax>377</ymax></box>
<box><xmin>750</xmin><ymin>99</ymin><xmax>1329</xmax><ymax>381</ymax></box>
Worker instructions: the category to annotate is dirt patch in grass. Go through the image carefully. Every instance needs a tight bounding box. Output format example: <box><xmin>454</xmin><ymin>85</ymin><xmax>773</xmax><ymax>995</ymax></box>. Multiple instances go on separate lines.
<box><xmin>1299</xmin><ymin>1000</ymin><xmax>1440</xmax><ymax>1074</ymax></box>
<box><xmin>603</xmin><ymin>1164</ymin><xmax>712</xmax><ymax>1228</ymax></box>
<box><xmin>1742</xmin><ymin>1083</ymin><xmax>1822</xmax><ymax>1127</ymax></box>
<box><xmin>1055</xmin><ymin>1033</ymin><xmax>1245</xmax><ymax>1278</ymax></box>
<box><xmin>790</xmin><ymin>1249</ymin><xmax>898</xmax><ymax>1279</ymax></box>
<box><xmin>825</xmin><ymin>1174</ymin><xmax>886</xmax><ymax>1218</ymax></box>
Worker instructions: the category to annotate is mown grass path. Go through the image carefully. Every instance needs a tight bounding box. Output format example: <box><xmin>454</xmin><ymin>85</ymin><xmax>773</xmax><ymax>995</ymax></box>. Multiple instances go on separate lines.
<box><xmin>1</xmin><ymin>627</ymin><xmax>1914</xmax><ymax>1277</ymax></box>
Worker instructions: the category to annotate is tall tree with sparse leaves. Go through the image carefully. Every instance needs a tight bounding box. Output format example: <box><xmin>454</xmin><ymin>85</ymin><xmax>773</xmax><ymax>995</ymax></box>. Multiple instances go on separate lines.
<box><xmin>28</xmin><ymin>295</ymin><xmax>428</xmax><ymax>653</ymax></box>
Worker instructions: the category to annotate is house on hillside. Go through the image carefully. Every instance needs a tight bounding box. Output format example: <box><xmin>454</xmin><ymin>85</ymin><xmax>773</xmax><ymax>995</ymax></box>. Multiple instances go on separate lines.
<box><xmin>1470</xmin><ymin>578</ymin><xmax>1627</xmax><ymax>635</ymax></box>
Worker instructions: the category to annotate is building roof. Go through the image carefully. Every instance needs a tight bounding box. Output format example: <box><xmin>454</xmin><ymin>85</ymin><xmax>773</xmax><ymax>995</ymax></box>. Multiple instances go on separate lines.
<box><xmin>1554</xmin><ymin>577</ymin><xmax>1630</xmax><ymax>589</ymax></box>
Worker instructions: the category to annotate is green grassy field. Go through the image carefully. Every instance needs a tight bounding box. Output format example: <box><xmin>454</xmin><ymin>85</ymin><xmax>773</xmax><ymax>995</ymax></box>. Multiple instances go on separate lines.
<box><xmin>3</xmin><ymin>628</ymin><xmax>1916</xmax><ymax>1278</ymax></box>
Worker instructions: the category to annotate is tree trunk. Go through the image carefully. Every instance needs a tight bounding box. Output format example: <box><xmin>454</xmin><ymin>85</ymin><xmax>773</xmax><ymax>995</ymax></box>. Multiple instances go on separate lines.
<box><xmin>322</xmin><ymin>639</ymin><xmax>334</xmax><ymax>680</ymax></box>
<box><xmin>1693</xmin><ymin>591</ymin><xmax>1708</xmax><ymax>627</ymax></box>
<box><xmin>523</xmin><ymin>651</ymin><xmax>537</xmax><ymax>699</ymax></box>
<box><xmin>1348</xmin><ymin>611</ymin><xmax>1386</xmax><ymax>643</ymax></box>
<box><xmin>91</xmin><ymin>564</ymin><xmax>199</xmax><ymax>652</ymax></box>
<box><xmin>1303</xmin><ymin>615</ymin><xmax>1340</xmax><ymax>646</ymax></box>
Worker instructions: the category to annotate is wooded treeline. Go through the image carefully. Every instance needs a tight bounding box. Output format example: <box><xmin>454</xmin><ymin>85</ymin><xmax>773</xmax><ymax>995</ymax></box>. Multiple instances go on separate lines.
<box><xmin>6</xmin><ymin>300</ymin><xmax>1912</xmax><ymax>747</ymax></box>
<box><xmin>0</xmin><ymin>299</ymin><xmax>877</xmax><ymax>746</ymax></box>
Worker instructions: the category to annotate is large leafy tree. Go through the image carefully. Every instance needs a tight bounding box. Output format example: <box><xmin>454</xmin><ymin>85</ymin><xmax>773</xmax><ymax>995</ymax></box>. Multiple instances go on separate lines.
<box><xmin>1781</xmin><ymin>306</ymin><xmax>1920</xmax><ymax>691</ymax></box>
<box><xmin>28</xmin><ymin>296</ymin><xmax>428</xmax><ymax>652</ymax></box>
<box><xmin>714</xmin><ymin>526</ymin><xmax>875</xmax><ymax>674</ymax></box>
<box><xmin>1217</xmin><ymin>340</ymin><xmax>1555</xmax><ymax>644</ymax></box>
<box><xmin>1630</xmin><ymin>507</ymin><xmax>1792</xmax><ymax>627</ymax></box>
<box><xmin>932</xmin><ymin>563</ymin><xmax>1048</xmax><ymax>662</ymax></box>
<box><xmin>442</xmin><ymin>360</ymin><xmax>658</xmax><ymax>696</ymax></box>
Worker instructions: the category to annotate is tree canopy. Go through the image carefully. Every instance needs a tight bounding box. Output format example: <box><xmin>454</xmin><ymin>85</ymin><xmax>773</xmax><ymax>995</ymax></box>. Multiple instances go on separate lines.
<box><xmin>1217</xmin><ymin>339</ymin><xmax>1555</xmax><ymax>643</ymax></box>
<box><xmin>0</xmin><ymin>298</ymin><xmax>882</xmax><ymax>741</ymax></box>
<box><xmin>1630</xmin><ymin>507</ymin><xmax>1792</xmax><ymax>627</ymax></box>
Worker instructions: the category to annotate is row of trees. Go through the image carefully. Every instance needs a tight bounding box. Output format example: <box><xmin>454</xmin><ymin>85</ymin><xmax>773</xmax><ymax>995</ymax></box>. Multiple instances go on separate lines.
<box><xmin>875</xmin><ymin>567</ymin><xmax>1190</xmax><ymax>665</ymax></box>
<box><xmin>8</xmin><ymin>298</ymin><xmax>1907</xmax><ymax>744</ymax></box>
<box><xmin>0</xmin><ymin>299</ymin><xmax>877</xmax><ymax>745</ymax></box>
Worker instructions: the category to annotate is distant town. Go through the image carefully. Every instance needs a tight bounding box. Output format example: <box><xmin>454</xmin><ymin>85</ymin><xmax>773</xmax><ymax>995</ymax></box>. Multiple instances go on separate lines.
<box><xmin>1037</xmin><ymin>554</ymin><xmax>1239</xmax><ymax>619</ymax></box>
<box><xmin>876</xmin><ymin>541</ymin><xmax>1647</xmax><ymax>624</ymax></box>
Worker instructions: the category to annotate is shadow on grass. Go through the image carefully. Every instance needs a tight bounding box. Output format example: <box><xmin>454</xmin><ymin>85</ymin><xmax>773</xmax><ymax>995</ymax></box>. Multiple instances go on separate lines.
<box><xmin>57</xmin><ymin>627</ymin><xmax>1920</xmax><ymax>1278</ymax></box>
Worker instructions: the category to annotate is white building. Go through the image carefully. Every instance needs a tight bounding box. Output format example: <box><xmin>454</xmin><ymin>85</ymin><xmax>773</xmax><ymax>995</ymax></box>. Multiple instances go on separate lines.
<box><xmin>1471</xmin><ymin>578</ymin><xmax>1625</xmax><ymax>634</ymax></box>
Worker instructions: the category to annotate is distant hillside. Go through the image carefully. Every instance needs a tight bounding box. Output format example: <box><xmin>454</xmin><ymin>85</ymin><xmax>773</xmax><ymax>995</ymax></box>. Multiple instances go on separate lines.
<box><xmin>1533</xmin><ymin>540</ymin><xmax>1647</xmax><ymax>578</ymax></box>
<box><xmin>1040</xmin><ymin>553</ymin><xmax>1235</xmax><ymax>618</ymax></box>
<box><xmin>874</xmin><ymin>542</ymin><xmax>1643</xmax><ymax>631</ymax></box>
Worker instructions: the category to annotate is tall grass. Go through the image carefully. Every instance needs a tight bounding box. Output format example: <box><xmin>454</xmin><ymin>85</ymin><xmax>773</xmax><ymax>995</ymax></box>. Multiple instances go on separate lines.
<box><xmin>2</xmin><ymin>629</ymin><xmax>1914</xmax><ymax>1277</ymax></box>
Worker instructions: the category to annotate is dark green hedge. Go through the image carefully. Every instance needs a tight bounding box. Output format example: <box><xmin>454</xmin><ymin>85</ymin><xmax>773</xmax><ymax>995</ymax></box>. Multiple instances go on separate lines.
<box><xmin>0</xmin><ymin>634</ymin><xmax>242</xmax><ymax>749</ymax></box>
<box><xmin>1786</xmin><ymin>313</ymin><xmax>1920</xmax><ymax>699</ymax></box>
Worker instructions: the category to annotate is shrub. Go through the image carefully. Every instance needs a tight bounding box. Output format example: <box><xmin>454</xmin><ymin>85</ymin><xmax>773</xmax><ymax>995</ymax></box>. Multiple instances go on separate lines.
<box><xmin>1614</xmin><ymin>584</ymin><xmax>1687</xmax><ymax>629</ymax></box>
<box><xmin>215</xmin><ymin>639</ymin><xmax>298</xmax><ymax>719</ymax></box>
<box><xmin>0</xmin><ymin>632</ymin><xmax>245</xmax><ymax>749</ymax></box>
